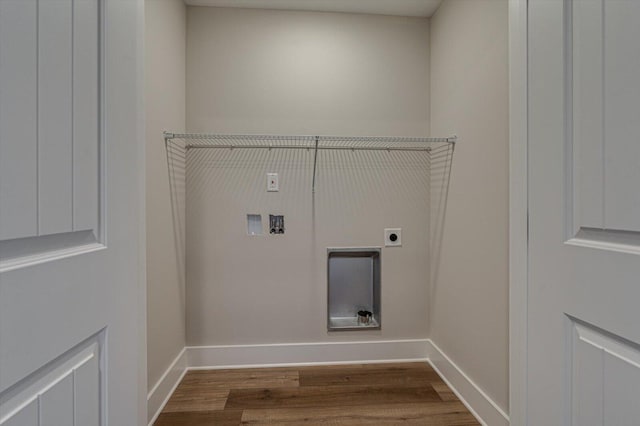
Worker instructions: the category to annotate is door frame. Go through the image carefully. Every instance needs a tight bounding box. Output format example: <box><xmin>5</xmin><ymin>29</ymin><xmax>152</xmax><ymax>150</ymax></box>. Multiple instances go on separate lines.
<box><xmin>134</xmin><ymin>0</ymin><xmax>148</xmax><ymax>422</ymax></box>
<box><xmin>508</xmin><ymin>0</ymin><xmax>528</xmax><ymax>425</ymax></box>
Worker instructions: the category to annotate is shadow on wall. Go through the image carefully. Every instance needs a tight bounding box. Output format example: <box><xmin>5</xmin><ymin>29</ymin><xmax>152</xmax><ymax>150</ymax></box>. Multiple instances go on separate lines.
<box><xmin>165</xmin><ymin>136</ymin><xmax>187</xmax><ymax>299</ymax></box>
<box><xmin>429</xmin><ymin>142</ymin><xmax>455</xmax><ymax>297</ymax></box>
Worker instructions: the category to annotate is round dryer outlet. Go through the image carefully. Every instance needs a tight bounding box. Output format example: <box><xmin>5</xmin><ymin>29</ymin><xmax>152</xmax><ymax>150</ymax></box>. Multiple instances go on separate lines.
<box><xmin>384</xmin><ymin>228</ymin><xmax>402</xmax><ymax>247</ymax></box>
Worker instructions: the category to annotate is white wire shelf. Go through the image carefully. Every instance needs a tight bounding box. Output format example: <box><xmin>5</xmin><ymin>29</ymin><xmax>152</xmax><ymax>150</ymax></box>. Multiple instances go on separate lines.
<box><xmin>164</xmin><ymin>131</ymin><xmax>456</xmax><ymax>192</ymax></box>
<box><xmin>164</xmin><ymin>132</ymin><xmax>456</xmax><ymax>151</ymax></box>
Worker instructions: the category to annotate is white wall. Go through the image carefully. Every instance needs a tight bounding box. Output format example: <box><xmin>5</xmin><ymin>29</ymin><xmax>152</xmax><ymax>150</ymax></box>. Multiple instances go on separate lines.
<box><xmin>145</xmin><ymin>0</ymin><xmax>187</xmax><ymax>392</ymax></box>
<box><xmin>186</xmin><ymin>7</ymin><xmax>430</xmax><ymax>136</ymax></box>
<box><xmin>185</xmin><ymin>7</ymin><xmax>432</xmax><ymax>346</ymax></box>
<box><xmin>429</xmin><ymin>0</ymin><xmax>510</xmax><ymax>413</ymax></box>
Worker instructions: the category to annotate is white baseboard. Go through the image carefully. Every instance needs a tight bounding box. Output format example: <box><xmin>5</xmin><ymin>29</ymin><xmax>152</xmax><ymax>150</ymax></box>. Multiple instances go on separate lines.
<box><xmin>425</xmin><ymin>339</ymin><xmax>509</xmax><ymax>426</ymax></box>
<box><xmin>187</xmin><ymin>339</ymin><xmax>429</xmax><ymax>369</ymax></box>
<box><xmin>147</xmin><ymin>339</ymin><xmax>509</xmax><ymax>426</ymax></box>
<box><xmin>147</xmin><ymin>347</ymin><xmax>188</xmax><ymax>426</ymax></box>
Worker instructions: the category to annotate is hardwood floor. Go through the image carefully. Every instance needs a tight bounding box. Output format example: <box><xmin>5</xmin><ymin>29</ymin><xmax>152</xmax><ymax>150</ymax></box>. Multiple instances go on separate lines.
<box><xmin>154</xmin><ymin>363</ymin><xmax>479</xmax><ymax>425</ymax></box>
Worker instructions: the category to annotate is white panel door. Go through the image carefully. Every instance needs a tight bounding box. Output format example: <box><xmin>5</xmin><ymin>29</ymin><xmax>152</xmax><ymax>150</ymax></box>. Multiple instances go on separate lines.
<box><xmin>0</xmin><ymin>0</ymin><xmax>145</xmax><ymax>425</ymax></box>
<box><xmin>527</xmin><ymin>0</ymin><xmax>640</xmax><ymax>425</ymax></box>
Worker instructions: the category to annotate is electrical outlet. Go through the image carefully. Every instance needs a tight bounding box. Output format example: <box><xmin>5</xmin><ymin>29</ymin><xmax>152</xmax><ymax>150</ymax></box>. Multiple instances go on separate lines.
<box><xmin>267</xmin><ymin>173</ymin><xmax>279</xmax><ymax>192</ymax></box>
<box><xmin>384</xmin><ymin>228</ymin><xmax>402</xmax><ymax>247</ymax></box>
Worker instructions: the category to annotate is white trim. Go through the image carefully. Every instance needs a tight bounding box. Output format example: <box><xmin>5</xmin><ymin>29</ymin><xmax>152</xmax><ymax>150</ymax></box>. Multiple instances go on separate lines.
<box><xmin>566</xmin><ymin>227</ymin><xmax>640</xmax><ymax>256</ymax></box>
<box><xmin>509</xmin><ymin>0</ymin><xmax>529</xmax><ymax>425</ymax></box>
<box><xmin>147</xmin><ymin>348</ymin><xmax>188</xmax><ymax>426</ymax></box>
<box><xmin>426</xmin><ymin>340</ymin><xmax>509</xmax><ymax>426</ymax></box>
<box><xmin>187</xmin><ymin>339</ymin><xmax>429</xmax><ymax>369</ymax></box>
<box><xmin>136</xmin><ymin>0</ymin><xmax>148</xmax><ymax>420</ymax></box>
<box><xmin>0</xmin><ymin>242</ymin><xmax>105</xmax><ymax>273</ymax></box>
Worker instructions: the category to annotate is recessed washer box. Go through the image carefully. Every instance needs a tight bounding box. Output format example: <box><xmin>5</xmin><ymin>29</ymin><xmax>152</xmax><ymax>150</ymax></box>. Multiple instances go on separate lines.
<box><xmin>327</xmin><ymin>248</ymin><xmax>381</xmax><ymax>331</ymax></box>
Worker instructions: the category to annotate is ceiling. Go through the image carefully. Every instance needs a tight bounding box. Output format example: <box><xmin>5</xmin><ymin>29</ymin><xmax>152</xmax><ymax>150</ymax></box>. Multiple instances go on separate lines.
<box><xmin>183</xmin><ymin>0</ymin><xmax>444</xmax><ymax>18</ymax></box>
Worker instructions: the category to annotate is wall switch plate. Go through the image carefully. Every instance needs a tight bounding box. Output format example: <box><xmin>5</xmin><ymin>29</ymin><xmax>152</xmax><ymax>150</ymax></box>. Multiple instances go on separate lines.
<box><xmin>267</xmin><ymin>173</ymin><xmax>279</xmax><ymax>192</ymax></box>
<box><xmin>384</xmin><ymin>228</ymin><xmax>402</xmax><ymax>247</ymax></box>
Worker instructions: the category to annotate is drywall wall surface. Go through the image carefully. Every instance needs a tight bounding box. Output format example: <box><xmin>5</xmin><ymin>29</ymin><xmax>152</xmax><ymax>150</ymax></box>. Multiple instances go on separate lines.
<box><xmin>186</xmin><ymin>148</ymin><xmax>431</xmax><ymax>345</ymax></box>
<box><xmin>429</xmin><ymin>0</ymin><xmax>509</xmax><ymax>412</ymax></box>
<box><xmin>186</xmin><ymin>7</ymin><xmax>430</xmax><ymax>136</ymax></box>
<box><xmin>185</xmin><ymin>7</ymin><xmax>432</xmax><ymax>345</ymax></box>
<box><xmin>145</xmin><ymin>0</ymin><xmax>187</xmax><ymax>391</ymax></box>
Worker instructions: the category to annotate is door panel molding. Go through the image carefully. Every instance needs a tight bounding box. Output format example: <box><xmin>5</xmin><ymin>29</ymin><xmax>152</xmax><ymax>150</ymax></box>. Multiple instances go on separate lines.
<box><xmin>0</xmin><ymin>0</ymin><xmax>104</xmax><ymax>269</ymax></box>
<box><xmin>0</xmin><ymin>230</ymin><xmax>103</xmax><ymax>273</ymax></box>
<box><xmin>569</xmin><ymin>316</ymin><xmax>640</xmax><ymax>425</ymax></box>
<box><xmin>0</xmin><ymin>330</ymin><xmax>104</xmax><ymax>426</ymax></box>
<box><xmin>564</xmin><ymin>0</ymin><xmax>640</xmax><ymax>254</ymax></box>
<box><xmin>567</xmin><ymin>0</ymin><xmax>640</xmax><ymax>245</ymax></box>
<box><xmin>567</xmin><ymin>227</ymin><xmax>640</xmax><ymax>256</ymax></box>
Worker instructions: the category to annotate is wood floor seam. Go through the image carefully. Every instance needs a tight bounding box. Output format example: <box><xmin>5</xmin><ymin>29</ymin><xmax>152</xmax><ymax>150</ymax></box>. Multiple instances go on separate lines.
<box><xmin>153</xmin><ymin>362</ymin><xmax>479</xmax><ymax>425</ymax></box>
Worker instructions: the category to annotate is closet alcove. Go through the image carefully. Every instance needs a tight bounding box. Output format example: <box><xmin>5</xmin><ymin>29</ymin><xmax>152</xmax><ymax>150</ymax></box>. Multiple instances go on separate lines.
<box><xmin>146</xmin><ymin>1</ymin><xmax>510</xmax><ymax>422</ymax></box>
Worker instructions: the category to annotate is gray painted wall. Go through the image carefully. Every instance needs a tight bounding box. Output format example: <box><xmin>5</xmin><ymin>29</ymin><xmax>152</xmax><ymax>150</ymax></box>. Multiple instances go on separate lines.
<box><xmin>429</xmin><ymin>0</ymin><xmax>510</xmax><ymax>412</ymax></box>
<box><xmin>145</xmin><ymin>0</ymin><xmax>187</xmax><ymax>392</ymax></box>
<box><xmin>186</xmin><ymin>7</ymin><xmax>430</xmax><ymax>136</ymax></box>
<box><xmin>185</xmin><ymin>7</ymin><xmax>432</xmax><ymax>346</ymax></box>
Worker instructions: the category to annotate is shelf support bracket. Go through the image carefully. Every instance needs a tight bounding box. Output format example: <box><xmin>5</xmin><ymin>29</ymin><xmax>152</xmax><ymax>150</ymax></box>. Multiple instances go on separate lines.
<box><xmin>163</xmin><ymin>131</ymin><xmax>175</xmax><ymax>142</ymax></box>
<box><xmin>312</xmin><ymin>136</ymin><xmax>319</xmax><ymax>193</ymax></box>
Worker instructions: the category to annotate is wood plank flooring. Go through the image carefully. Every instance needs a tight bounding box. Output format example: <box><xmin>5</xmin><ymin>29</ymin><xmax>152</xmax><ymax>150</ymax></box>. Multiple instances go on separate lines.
<box><xmin>154</xmin><ymin>363</ymin><xmax>480</xmax><ymax>425</ymax></box>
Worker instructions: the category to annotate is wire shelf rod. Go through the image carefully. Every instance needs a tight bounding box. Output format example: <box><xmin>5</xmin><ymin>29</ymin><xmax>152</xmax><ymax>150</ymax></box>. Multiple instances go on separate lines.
<box><xmin>164</xmin><ymin>131</ymin><xmax>456</xmax><ymax>144</ymax></box>
<box><xmin>184</xmin><ymin>144</ymin><xmax>435</xmax><ymax>152</ymax></box>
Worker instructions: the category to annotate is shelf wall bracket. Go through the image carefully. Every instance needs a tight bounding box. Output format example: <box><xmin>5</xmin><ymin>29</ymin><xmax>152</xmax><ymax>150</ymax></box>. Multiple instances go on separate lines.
<box><xmin>163</xmin><ymin>131</ymin><xmax>175</xmax><ymax>142</ymax></box>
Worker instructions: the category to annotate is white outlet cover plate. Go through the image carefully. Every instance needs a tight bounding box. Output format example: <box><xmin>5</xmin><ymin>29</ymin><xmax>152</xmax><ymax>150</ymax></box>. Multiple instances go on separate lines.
<box><xmin>384</xmin><ymin>228</ymin><xmax>402</xmax><ymax>247</ymax></box>
<box><xmin>267</xmin><ymin>173</ymin><xmax>279</xmax><ymax>192</ymax></box>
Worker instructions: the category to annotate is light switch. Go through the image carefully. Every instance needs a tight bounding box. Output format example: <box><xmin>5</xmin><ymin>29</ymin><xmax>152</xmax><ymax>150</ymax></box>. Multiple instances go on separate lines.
<box><xmin>267</xmin><ymin>173</ymin><xmax>279</xmax><ymax>192</ymax></box>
